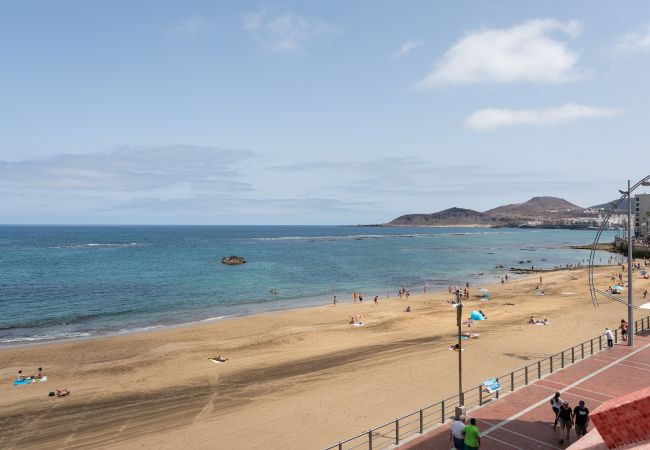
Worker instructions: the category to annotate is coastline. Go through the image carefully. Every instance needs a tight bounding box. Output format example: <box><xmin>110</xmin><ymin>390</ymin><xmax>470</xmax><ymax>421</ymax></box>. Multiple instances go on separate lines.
<box><xmin>2</xmin><ymin>264</ymin><xmax>650</xmax><ymax>449</ymax></box>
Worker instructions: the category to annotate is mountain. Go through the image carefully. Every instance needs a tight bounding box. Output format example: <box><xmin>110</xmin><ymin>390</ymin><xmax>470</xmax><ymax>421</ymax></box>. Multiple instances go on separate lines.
<box><xmin>388</xmin><ymin>207</ymin><xmax>496</xmax><ymax>226</ymax></box>
<box><xmin>590</xmin><ymin>198</ymin><xmax>630</xmax><ymax>213</ymax></box>
<box><xmin>486</xmin><ymin>196</ymin><xmax>581</xmax><ymax>216</ymax></box>
<box><xmin>385</xmin><ymin>196</ymin><xmax>593</xmax><ymax>227</ymax></box>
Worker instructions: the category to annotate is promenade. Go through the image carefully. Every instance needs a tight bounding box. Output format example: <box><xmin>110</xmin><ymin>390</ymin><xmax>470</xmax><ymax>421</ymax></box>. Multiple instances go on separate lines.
<box><xmin>399</xmin><ymin>330</ymin><xmax>650</xmax><ymax>450</ymax></box>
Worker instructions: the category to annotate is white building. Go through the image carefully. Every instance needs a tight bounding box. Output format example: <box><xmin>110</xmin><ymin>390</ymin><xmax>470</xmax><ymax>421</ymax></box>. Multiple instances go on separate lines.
<box><xmin>635</xmin><ymin>193</ymin><xmax>650</xmax><ymax>238</ymax></box>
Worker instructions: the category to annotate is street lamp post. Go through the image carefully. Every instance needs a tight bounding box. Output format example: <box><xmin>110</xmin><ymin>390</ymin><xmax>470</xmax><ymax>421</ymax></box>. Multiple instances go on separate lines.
<box><xmin>627</xmin><ymin>180</ymin><xmax>634</xmax><ymax>346</ymax></box>
<box><xmin>455</xmin><ymin>288</ymin><xmax>465</xmax><ymax>417</ymax></box>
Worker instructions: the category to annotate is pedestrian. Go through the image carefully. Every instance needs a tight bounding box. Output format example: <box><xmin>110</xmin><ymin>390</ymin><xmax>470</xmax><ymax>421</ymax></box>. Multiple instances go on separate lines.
<box><xmin>605</xmin><ymin>328</ymin><xmax>614</xmax><ymax>348</ymax></box>
<box><xmin>462</xmin><ymin>417</ymin><xmax>481</xmax><ymax>450</ymax></box>
<box><xmin>644</xmin><ymin>289</ymin><xmax>648</xmax><ymax>299</ymax></box>
<box><xmin>550</xmin><ymin>392</ymin><xmax>563</xmax><ymax>428</ymax></box>
<box><xmin>505</xmin><ymin>274</ymin><xmax>508</xmax><ymax>282</ymax></box>
<box><xmin>423</xmin><ymin>285</ymin><xmax>427</xmax><ymax>293</ymax></box>
<box><xmin>557</xmin><ymin>401</ymin><xmax>573</xmax><ymax>444</ymax></box>
<box><xmin>620</xmin><ymin>319</ymin><xmax>628</xmax><ymax>342</ymax></box>
<box><xmin>539</xmin><ymin>275</ymin><xmax>543</xmax><ymax>284</ymax></box>
<box><xmin>353</xmin><ymin>292</ymin><xmax>357</xmax><ymax>303</ymax></box>
<box><xmin>359</xmin><ymin>294</ymin><xmax>363</xmax><ymax>303</ymax></box>
<box><xmin>572</xmin><ymin>400</ymin><xmax>590</xmax><ymax>439</ymax></box>
<box><xmin>333</xmin><ymin>295</ymin><xmax>337</xmax><ymax>305</ymax></box>
<box><xmin>373</xmin><ymin>296</ymin><xmax>378</xmax><ymax>306</ymax></box>
<box><xmin>449</xmin><ymin>415</ymin><xmax>466</xmax><ymax>450</ymax></box>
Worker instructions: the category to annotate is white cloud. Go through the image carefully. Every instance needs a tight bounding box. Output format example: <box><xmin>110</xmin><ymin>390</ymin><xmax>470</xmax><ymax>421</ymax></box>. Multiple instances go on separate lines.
<box><xmin>417</xmin><ymin>19</ymin><xmax>584</xmax><ymax>88</ymax></box>
<box><xmin>466</xmin><ymin>103</ymin><xmax>623</xmax><ymax>131</ymax></box>
<box><xmin>242</xmin><ymin>10</ymin><xmax>338</xmax><ymax>53</ymax></box>
<box><xmin>174</xmin><ymin>15</ymin><xmax>207</xmax><ymax>38</ymax></box>
<box><xmin>613</xmin><ymin>24</ymin><xmax>650</xmax><ymax>54</ymax></box>
<box><xmin>392</xmin><ymin>39</ymin><xmax>424</xmax><ymax>58</ymax></box>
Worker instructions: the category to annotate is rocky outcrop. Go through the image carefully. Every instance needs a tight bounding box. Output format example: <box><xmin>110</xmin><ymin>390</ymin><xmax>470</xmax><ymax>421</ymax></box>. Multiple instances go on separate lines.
<box><xmin>221</xmin><ymin>256</ymin><xmax>247</xmax><ymax>265</ymax></box>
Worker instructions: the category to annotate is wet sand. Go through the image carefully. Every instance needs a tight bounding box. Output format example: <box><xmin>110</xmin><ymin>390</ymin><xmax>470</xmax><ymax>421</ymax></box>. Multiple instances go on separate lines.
<box><xmin>1</xmin><ymin>265</ymin><xmax>649</xmax><ymax>449</ymax></box>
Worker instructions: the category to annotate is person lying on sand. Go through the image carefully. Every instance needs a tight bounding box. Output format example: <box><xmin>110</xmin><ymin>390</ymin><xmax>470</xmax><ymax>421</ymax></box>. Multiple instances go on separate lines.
<box><xmin>461</xmin><ymin>333</ymin><xmax>479</xmax><ymax>339</ymax></box>
<box><xmin>209</xmin><ymin>356</ymin><xmax>229</xmax><ymax>363</ymax></box>
<box><xmin>503</xmin><ymin>302</ymin><xmax>515</xmax><ymax>306</ymax></box>
<box><xmin>528</xmin><ymin>316</ymin><xmax>536</xmax><ymax>324</ymax></box>
<box><xmin>49</xmin><ymin>389</ymin><xmax>70</xmax><ymax>397</ymax></box>
<box><xmin>349</xmin><ymin>315</ymin><xmax>364</xmax><ymax>325</ymax></box>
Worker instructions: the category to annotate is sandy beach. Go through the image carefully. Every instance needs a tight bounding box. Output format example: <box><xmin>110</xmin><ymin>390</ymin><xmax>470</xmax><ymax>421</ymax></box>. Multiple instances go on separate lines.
<box><xmin>1</xmin><ymin>265</ymin><xmax>649</xmax><ymax>450</ymax></box>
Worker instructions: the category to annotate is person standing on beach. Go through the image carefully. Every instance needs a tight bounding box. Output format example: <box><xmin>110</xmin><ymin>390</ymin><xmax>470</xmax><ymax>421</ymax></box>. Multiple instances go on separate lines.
<box><xmin>550</xmin><ymin>392</ymin><xmax>564</xmax><ymax>428</ymax></box>
<box><xmin>359</xmin><ymin>294</ymin><xmax>363</xmax><ymax>303</ymax></box>
<box><xmin>572</xmin><ymin>400</ymin><xmax>589</xmax><ymax>439</ymax></box>
<box><xmin>505</xmin><ymin>274</ymin><xmax>508</xmax><ymax>282</ymax></box>
<box><xmin>462</xmin><ymin>418</ymin><xmax>481</xmax><ymax>450</ymax></box>
<box><xmin>605</xmin><ymin>328</ymin><xmax>614</xmax><ymax>348</ymax></box>
<box><xmin>373</xmin><ymin>296</ymin><xmax>378</xmax><ymax>306</ymax></box>
<box><xmin>333</xmin><ymin>295</ymin><xmax>337</xmax><ymax>305</ymax></box>
<box><xmin>620</xmin><ymin>319</ymin><xmax>629</xmax><ymax>342</ymax></box>
<box><xmin>539</xmin><ymin>275</ymin><xmax>543</xmax><ymax>284</ymax></box>
<box><xmin>450</xmin><ymin>415</ymin><xmax>466</xmax><ymax>450</ymax></box>
<box><xmin>353</xmin><ymin>292</ymin><xmax>357</xmax><ymax>303</ymax></box>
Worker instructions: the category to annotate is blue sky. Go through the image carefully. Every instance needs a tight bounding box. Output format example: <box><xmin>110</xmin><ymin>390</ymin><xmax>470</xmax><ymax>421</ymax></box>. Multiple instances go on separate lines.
<box><xmin>2</xmin><ymin>1</ymin><xmax>650</xmax><ymax>224</ymax></box>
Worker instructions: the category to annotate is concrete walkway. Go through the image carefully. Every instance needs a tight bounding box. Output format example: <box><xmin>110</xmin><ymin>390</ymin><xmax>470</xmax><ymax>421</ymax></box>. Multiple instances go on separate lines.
<box><xmin>398</xmin><ymin>331</ymin><xmax>650</xmax><ymax>450</ymax></box>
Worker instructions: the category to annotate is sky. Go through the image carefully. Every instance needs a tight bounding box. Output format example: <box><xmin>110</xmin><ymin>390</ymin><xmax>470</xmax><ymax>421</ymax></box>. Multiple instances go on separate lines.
<box><xmin>2</xmin><ymin>1</ymin><xmax>650</xmax><ymax>225</ymax></box>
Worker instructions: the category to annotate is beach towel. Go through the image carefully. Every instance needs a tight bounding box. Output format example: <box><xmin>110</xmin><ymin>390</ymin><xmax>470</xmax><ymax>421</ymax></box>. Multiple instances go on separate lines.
<box><xmin>13</xmin><ymin>376</ymin><xmax>47</xmax><ymax>385</ymax></box>
<box><xmin>351</xmin><ymin>323</ymin><xmax>365</xmax><ymax>327</ymax></box>
<box><xmin>483</xmin><ymin>378</ymin><xmax>501</xmax><ymax>393</ymax></box>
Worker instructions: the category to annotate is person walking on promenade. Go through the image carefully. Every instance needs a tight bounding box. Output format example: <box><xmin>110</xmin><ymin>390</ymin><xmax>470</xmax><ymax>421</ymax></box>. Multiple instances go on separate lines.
<box><xmin>605</xmin><ymin>328</ymin><xmax>614</xmax><ymax>348</ymax></box>
<box><xmin>550</xmin><ymin>392</ymin><xmax>564</xmax><ymax>428</ymax></box>
<box><xmin>449</xmin><ymin>415</ymin><xmax>466</xmax><ymax>450</ymax></box>
<box><xmin>572</xmin><ymin>400</ymin><xmax>590</xmax><ymax>439</ymax></box>
<box><xmin>462</xmin><ymin>418</ymin><xmax>481</xmax><ymax>450</ymax></box>
<box><xmin>620</xmin><ymin>319</ymin><xmax>629</xmax><ymax>342</ymax></box>
<box><xmin>557</xmin><ymin>401</ymin><xmax>573</xmax><ymax>444</ymax></box>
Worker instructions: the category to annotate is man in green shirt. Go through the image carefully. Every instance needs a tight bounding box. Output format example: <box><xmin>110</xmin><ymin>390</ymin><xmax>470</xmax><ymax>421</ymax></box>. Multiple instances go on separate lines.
<box><xmin>463</xmin><ymin>418</ymin><xmax>481</xmax><ymax>450</ymax></box>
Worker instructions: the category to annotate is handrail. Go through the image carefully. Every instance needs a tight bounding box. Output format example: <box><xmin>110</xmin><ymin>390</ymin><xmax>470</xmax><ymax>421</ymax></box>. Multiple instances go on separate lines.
<box><xmin>325</xmin><ymin>315</ymin><xmax>650</xmax><ymax>450</ymax></box>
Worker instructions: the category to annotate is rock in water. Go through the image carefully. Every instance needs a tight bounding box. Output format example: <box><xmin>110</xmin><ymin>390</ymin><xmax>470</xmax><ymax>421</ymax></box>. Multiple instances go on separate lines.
<box><xmin>221</xmin><ymin>255</ymin><xmax>247</xmax><ymax>265</ymax></box>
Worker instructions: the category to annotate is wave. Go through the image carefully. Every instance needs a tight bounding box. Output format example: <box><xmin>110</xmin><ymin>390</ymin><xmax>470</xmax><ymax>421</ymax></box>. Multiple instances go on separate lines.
<box><xmin>0</xmin><ymin>307</ymin><xmax>147</xmax><ymax>331</ymax></box>
<box><xmin>49</xmin><ymin>243</ymin><xmax>140</xmax><ymax>249</ymax></box>
<box><xmin>252</xmin><ymin>231</ymin><xmax>522</xmax><ymax>242</ymax></box>
<box><xmin>0</xmin><ymin>331</ymin><xmax>92</xmax><ymax>343</ymax></box>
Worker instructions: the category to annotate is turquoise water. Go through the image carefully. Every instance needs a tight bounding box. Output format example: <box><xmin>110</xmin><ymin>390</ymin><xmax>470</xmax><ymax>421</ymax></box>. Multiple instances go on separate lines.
<box><xmin>0</xmin><ymin>226</ymin><xmax>616</xmax><ymax>344</ymax></box>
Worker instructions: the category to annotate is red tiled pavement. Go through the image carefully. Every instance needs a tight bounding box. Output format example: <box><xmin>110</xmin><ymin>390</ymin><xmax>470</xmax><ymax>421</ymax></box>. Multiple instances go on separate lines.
<box><xmin>398</xmin><ymin>332</ymin><xmax>650</xmax><ymax>450</ymax></box>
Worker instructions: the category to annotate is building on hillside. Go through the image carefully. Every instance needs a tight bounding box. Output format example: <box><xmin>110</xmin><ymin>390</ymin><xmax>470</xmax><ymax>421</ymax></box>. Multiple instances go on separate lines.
<box><xmin>635</xmin><ymin>193</ymin><xmax>650</xmax><ymax>239</ymax></box>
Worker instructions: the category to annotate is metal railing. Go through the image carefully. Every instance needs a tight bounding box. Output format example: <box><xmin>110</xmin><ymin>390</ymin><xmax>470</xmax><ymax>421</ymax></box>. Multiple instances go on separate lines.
<box><xmin>325</xmin><ymin>314</ymin><xmax>650</xmax><ymax>450</ymax></box>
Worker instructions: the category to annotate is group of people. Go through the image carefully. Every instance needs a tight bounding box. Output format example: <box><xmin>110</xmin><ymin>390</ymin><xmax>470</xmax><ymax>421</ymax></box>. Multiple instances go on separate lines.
<box><xmin>450</xmin><ymin>416</ymin><xmax>480</xmax><ymax>450</ymax></box>
<box><xmin>17</xmin><ymin>367</ymin><xmax>45</xmax><ymax>382</ymax></box>
<box><xmin>550</xmin><ymin>392</ymin><xmax>590</xmax><ymax>444</ymax></box>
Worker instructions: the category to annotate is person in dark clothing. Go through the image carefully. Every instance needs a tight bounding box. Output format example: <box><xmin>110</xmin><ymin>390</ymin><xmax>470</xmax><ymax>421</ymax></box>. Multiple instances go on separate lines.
<box><xmin>557</xmin><ymin>401</ymin><xmax>573</xmax><ymax>444</ymax></box>
<box><xmin>572</xmin><ymin>400</ymin><xmax>590</xmax><ymax>438</ymax></box>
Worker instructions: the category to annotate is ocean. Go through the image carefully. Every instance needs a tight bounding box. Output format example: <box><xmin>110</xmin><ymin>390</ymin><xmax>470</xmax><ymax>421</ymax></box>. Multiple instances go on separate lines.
<box><xmin>0</xmin><ymin>225</ymin><xmax>617</xmax><ymax>344</ymax></box>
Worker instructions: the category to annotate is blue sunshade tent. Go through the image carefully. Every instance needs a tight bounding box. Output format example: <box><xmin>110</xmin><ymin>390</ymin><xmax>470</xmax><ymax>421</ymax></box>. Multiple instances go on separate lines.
<box><xmin>470</xmin><ymin>310</ymin><xmax>485</xmax><ymax>321</ymax></box>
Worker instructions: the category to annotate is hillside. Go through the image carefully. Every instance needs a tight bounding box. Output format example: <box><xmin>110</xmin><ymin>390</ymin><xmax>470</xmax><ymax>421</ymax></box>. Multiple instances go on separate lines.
<box><xmin>486</xmin><ymin>196</ymin><xmax>581</xmax><ymax>216</ymax></box>
<box><xmin>384</xmin><ymin>196</ymin><xmax>607</xmax><ymax>228</ymax></box>
<box><xmin>388</xmin><ymin>207</ymin><xmax>496</xmax><ymax>226</ymax></box>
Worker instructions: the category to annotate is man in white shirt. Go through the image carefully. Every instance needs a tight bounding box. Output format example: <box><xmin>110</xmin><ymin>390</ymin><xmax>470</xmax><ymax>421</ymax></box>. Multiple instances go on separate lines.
<box><xmin>450</xmin><ymin>415</ymin><xmax>466</xmax><ymax>450</ymax></box>
<box><xmin>605</xmin><ymin>328</ymin><xmax>614</xmax><ymax>348</ymax></box>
